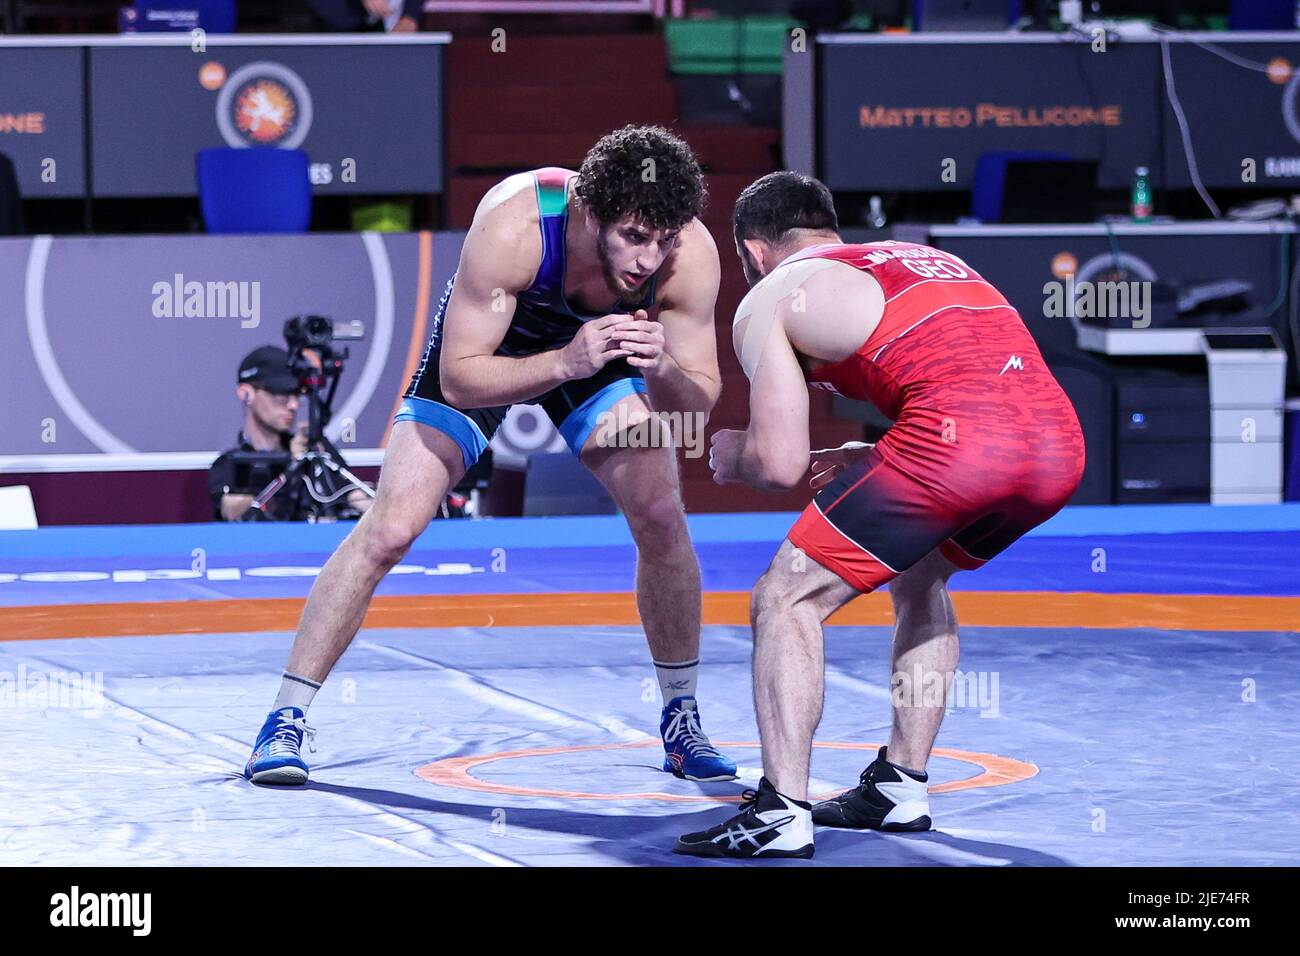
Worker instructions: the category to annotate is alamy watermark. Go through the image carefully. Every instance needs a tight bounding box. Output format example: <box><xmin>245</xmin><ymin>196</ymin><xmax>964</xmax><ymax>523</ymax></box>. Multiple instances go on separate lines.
<box><xmin>1043</xmin><ymin>274</ymin><xmax>1152</xmax><ymax>329</ymax></box>
<box><xmin>0</xmin><ymin>664</ymin><xmax>105</xmax><ymax>716</ymax></box>
<box><xmin>891</xmin><ymin>665</ymin><xmax>1000</xmax><ymax>718</ymax></box>
<box><xmin>50</xmin><ymin>886</ymin><xmax>150</xmax><ymax>936</ymax></box>
<box><xmin>152</xmin><ymin>273</ymin><xmax>261</xmax><ymax>328</ymax></box>
<box><xmin>592</xmin><ymin>406</ymin><xmax>707</xmax><ymax>459</ymax></box>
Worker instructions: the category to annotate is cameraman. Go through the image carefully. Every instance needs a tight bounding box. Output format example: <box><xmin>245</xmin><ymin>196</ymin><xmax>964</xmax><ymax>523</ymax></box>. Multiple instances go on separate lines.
<box><xmin>208</xmin><ymin>346</ymin><xmax>373</xmax><ymax>521</ymax></box>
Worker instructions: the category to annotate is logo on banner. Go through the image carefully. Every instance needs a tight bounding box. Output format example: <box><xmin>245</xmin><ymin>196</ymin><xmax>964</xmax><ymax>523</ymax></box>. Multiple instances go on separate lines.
<box><xmin>214</xmin><ymin>61</ymin><xmax>313</xmax><ymax>149</ymax></box>
<box><xmin>1274</xmin><ymin>59</ymin><xmax>1300</xmax><ymax>146</ymax></box>
<box><xmin>1248</xmin><ymin>56</ymin><xmax>1300</xmax><ymax>176</ymax></box>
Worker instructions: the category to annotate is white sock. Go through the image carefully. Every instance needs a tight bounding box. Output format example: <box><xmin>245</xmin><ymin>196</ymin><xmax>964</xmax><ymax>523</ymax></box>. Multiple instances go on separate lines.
<box><xmin>653</xmin><ymin>658</ymin><xmax>699</xmax><ymax>704</ymax></box>
<box><xmin>273</xmin><ymin>672</ymin><xmax>321</xmax><ymax>712</ymax></box>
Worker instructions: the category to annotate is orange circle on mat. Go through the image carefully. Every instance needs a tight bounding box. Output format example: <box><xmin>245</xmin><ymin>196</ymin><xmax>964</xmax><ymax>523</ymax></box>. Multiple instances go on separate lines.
<box><xmin>415</xmin><ymin>740</ymin><xmax>1037</xmax><ymax>804</ymax></box>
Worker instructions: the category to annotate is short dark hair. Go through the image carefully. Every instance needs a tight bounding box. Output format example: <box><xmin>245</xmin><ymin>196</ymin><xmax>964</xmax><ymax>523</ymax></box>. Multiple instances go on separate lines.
<box><xmin>575</xmin><ymin>125</ymin><xmax>707</xmax><ymax>230</ymax></box>
<box><xmin>733</xmin><ymin>171</ymin><xmax>838</xmax><ymax>246</ymax></box>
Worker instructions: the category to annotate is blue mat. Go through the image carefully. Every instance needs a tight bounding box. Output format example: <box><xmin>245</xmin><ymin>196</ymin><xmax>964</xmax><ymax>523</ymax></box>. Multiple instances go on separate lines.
<box><xmin>2</xmin><ymin>504</ymin><xmax>1296</xmax><ymax>866</ymax></box>
<box><xmin>1</xmin><ymin>624</ymin><xmax>1295</xmax><ymax>866</ymax></box>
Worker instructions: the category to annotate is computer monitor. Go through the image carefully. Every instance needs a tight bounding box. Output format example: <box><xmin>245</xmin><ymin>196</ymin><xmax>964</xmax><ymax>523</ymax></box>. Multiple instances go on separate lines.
<box><xmin>1000</xmin><ymin>159</ymin><xmax>1099</xmax><ymax>223</ymax></box>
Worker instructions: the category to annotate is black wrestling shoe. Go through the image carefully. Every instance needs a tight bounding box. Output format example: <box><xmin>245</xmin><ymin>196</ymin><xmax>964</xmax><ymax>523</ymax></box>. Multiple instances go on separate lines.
<box><xmin>674</xmin><ymin>777</ymin><xmax>814</xmax><ymax>859</ymax></box>
<box><xmin>812</xmin><ymin>746</ymin><xmax>932</xmax><ymax>832</ymax></box>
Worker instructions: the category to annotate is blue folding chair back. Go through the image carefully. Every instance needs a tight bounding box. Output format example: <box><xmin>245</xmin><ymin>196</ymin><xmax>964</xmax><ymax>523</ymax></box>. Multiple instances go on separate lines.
<box><xmin>196</xmin><ymin>147</ymin><xmax>311</xmax><ymax>234</ymax></box>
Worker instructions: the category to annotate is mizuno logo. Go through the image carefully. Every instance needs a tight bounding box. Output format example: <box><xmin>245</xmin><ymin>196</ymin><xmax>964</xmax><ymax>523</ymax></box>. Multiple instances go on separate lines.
<box><xmin>1000</xmin><ymin>355</ymin><xmax>1024</xmax><ymax>375</ymax></box>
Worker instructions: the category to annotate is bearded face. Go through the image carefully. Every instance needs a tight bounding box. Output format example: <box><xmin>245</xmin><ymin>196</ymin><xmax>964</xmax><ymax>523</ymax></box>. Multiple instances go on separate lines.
<box><xmin>595</xmin><ymin>217</ymin><xmax>681</xmax><ymax>301</ymax></box>
<box><xmin>736</xmin><ymin>240</ymin><xmax>765</xmax><ymax>288</ymax></box>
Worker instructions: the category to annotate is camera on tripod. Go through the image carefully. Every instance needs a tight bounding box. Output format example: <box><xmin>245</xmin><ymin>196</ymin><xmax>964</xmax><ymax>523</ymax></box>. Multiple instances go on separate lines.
<box><xmin>238</xmin><ymin>315</ymin><xmax>374</xmax><ymax>522</ymax></box>
<box><xmin>284</xmin><ymin>314</ymin><xmax>336</xmax><ymax>352</ymax></box>
<box><xmin>282</xmin><ymin>314</ymin><xmax>365</xmax><ymax>401</ymax></box>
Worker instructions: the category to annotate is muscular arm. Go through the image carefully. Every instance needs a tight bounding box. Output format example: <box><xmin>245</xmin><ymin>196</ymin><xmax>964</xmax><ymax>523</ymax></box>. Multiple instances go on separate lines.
<box><xmin>437</xmin><ymin>184</ymin><xmax>567</xmax><ymax>408</ymax></box>
<box><xmin>719</xmin><ymin>258</ymin><xmax>882</xmax><ymax>492</ymax></box>
<box><xmin>641</xmin><ymin>222</ymin><xmax>721</xmax><ymax>417</ymax></box>
<box><xmin>439</xmin><ymin>180</ymin><xmax>628</xmax><ymax>408</ymax></box>
<box><xmin>732</xmin><ymin>304</ymin><xmax>810</xmax><ymax>492</ymax></box>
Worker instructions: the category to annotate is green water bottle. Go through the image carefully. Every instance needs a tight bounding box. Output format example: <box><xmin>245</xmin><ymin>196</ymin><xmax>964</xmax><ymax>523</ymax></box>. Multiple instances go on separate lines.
<box><xmin>1131</xmin><ymin>166</ymin><xmax>1153</xmax><ymax>222</ymax></box>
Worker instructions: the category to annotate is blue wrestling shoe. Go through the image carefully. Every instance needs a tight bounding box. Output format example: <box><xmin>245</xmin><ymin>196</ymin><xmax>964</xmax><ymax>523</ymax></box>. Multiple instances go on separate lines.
<box><xmin>244</xmin><ymin>707</ymin><xmax>316</xmax><ymax>785</ymax></box>
<box><xmin>660</xmin><ymin>696</ymin><xmax>737</xmax><ymax>782</ymax></box>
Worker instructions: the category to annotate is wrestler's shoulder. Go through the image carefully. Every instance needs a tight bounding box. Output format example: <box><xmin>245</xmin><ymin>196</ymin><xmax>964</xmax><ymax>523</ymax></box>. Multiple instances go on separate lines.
<box><xmin>462</xmin><ymin>174</ymin><xmax>544</xmax><ymax>284</ymax></box>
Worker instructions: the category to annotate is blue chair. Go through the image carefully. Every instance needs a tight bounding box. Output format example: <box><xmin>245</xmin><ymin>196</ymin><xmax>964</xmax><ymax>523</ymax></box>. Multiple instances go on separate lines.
<box><xmin>196</xmin><ymin>147</ymin><xmax>311</xmax><ymax>234</ymax></box>
<box><xmin>971</xmin><ymin>150</ymin><xmax>1074</xmax><ymax>223</ymax></box>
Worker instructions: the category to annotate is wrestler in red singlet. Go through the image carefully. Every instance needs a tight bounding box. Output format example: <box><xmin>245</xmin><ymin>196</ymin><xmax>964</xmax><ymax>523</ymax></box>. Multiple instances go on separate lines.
<box><xmin>787</xmin><ymin>240</ymin><xmax>1086</xmax><ymax>592</ymax></box>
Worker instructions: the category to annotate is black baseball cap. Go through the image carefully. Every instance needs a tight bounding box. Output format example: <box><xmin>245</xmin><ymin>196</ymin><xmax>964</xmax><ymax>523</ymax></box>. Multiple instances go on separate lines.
<box><xmin>237</xmin><ymin>346</ymin><xmax>300</xmax><ymax>394</ymax></box>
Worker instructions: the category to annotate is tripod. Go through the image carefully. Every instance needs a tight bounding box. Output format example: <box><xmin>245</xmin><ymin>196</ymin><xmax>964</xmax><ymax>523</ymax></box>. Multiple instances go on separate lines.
<box><xmin>242</xmin><ymin>449</ymin><xmax>375</xmax><ymax>522</ymax></box>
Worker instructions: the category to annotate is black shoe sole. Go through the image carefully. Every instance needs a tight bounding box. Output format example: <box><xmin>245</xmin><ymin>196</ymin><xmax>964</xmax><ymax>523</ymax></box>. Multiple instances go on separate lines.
<box><xmin>813</xmin><ymin>812</ymin><xmax>932</xmax><ymax>833</ymax></box>
<box><xmin>672</xmin><ymin>841</ymin><xmax>815</xmax><ymax>859</ymax></box>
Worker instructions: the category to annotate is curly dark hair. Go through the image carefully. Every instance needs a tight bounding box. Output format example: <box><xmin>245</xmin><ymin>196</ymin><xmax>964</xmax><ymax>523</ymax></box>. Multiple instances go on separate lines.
<box><xmin>574</xmin><ymin>125</ymin><xmax>707</xmax><ymax>230</ymax></box>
